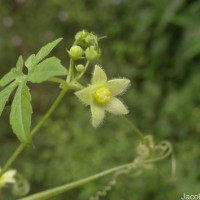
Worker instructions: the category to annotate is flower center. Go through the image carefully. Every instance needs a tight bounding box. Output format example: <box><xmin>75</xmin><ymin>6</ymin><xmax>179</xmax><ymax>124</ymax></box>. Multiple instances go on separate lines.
<box><xmin>94</xmin><ymin>87</ymin><xmax>111</xmax><ymax>104</ymax></box>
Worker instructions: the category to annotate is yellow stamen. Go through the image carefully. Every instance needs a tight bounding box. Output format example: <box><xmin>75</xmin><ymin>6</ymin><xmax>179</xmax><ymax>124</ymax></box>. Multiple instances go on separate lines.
<box><xmin>94</xmin><ymin>87</ymin><xmax>111</xmax><ymax>104</ymax></box>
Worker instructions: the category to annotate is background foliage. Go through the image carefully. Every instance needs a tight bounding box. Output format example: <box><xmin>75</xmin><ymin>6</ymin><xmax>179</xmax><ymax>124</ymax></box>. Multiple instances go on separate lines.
<box><xmin>0</xmin><ymin>0</ymin><xmax>200</xmax><ymax>199</ymax></box>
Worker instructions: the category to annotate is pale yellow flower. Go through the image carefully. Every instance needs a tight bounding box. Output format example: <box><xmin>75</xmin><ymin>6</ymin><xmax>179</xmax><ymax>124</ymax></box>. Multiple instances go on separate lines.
<box><xmin>75</xmin><ymin>65</ymin><xmax>130</xmax><ymax>127</ymax></box>
<box><xmin>0</xmin><ymin>168</ymin><xmax>17</xmax><ymax>188</ymax></box>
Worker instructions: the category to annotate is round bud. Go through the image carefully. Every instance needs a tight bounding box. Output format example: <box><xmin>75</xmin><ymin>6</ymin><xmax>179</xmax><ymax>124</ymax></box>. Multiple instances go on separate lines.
<box><xmin>75</xmin><ymin>30</ymin><xmax>87</xmax><ymax>41</ymax></box>
<box><xmin>69</xmin><ymin>45</ymin><xmax>83</xmax><ymax>60</ymax></box>
<box><xmin>75</xmin><ymin>30</ymin><xmax>97</xmax><ymax>47</ymax></box>
<box><xmin>85</xmin><ymin>46</ymin><xmax>100</xmax><ymax>61</ymax></box>
<box><xmin>75</xmin><ymin>64</ymin><xmax>85</xmax><ymax>72</ymax></box>
<box><xmin>84</xmin><ymin>34</ymin><xmax>95</xmax><ymax>44</ymax></box>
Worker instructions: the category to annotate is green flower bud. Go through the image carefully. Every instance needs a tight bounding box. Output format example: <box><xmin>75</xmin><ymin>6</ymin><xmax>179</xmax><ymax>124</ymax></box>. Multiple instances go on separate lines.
<box><xmin>85</xmin><ymin>46</ymin><xmax>100</xmax><ymax>61</ymax></box>
<box><xmin>75</xmin><ymin>64</ymin><xmax>85</xmax><ymax>72</ymax></box>
<box><xmin>85</xmin><ymin>34</ymin><xmax>95</xmax><ymax>44</ymax></box>
<box><xmin>75</xmin><ymin>30</ymin><xmax>88</xmax><ymax>41</ymax></box>
<box><xmin>75</xmin><ymin>30</ymin><xmax>98</xmax><ymax>47</ymax></box>
<box><xmin>69</xmin><ymin>45</ymin><xmax>83</xmax><ymax>60</ymax></box>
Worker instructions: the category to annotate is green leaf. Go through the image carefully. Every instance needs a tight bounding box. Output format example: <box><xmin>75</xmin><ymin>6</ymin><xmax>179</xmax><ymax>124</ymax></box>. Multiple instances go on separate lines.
<box><xmin>10</xmin><ymin>80</ymin><xmax>32</xmax><ymax>144</ymax></box>
<box><xmin>25</xmin><ymin>38</ymin><xmax>63</xmax><ymax>71</ymax></box>
<box><xmin>27</xmin><ymin>57</ymin><xmax>68</xmax><ymax>83</ymax></box>
<box><xmin>16</xmin><ymin>56</ymin><xmax>24</xmax><ymax>72</ymax></box>
<box><xmin>0</xmin><ymin>68</ymin><xmax>20</xmax><ymax>87</ymax></box>
<box><xmin>0</xmin><ymin>81</ymin><xmax>18</xmax><ymax>117</ymax></box>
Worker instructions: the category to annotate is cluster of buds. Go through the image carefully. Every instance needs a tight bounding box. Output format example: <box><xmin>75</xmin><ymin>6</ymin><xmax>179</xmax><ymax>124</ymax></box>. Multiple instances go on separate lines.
<box><xmin>68</xmin><ymin>30</ymin><xmax>101</xmax><ymax>64</ymax></box>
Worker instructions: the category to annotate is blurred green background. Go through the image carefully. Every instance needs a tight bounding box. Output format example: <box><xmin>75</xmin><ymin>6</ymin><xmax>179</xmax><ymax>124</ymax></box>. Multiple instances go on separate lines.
<box><xmin>0</xmin><ymin>0</ymin><xmax>200</xmax><ymax>199</ymax></box>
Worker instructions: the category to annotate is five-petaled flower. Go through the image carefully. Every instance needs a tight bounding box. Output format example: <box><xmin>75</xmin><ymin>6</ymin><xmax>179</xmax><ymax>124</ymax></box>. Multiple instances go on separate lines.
<box><xmin>75</xmin><ymin>65</ymin><xmax>130</xmax><ymax>127</ymax></box>
<box><xmin>0</xmin><ymin>167</ymin><xmax>17</xmax><ymax>188</ymax></box>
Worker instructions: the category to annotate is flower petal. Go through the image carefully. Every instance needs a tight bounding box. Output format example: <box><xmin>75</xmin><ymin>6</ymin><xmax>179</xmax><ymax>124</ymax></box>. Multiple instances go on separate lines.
<box><xmin>75</xmin><ymin>86</ymin><xmax>93</xmax><ymax>105</ymax></box>
<box><xmin>106</xmin><ymin>79</ymin><xmax>130</xmax><ymax>96</ymax></box>
<box><xmin>91</xmin><ymin>104</ymin><xmax>105</xmax><ymax>127</ymax></box>
<box><xmin>92</xmin><ymin>65</ymin><xmax>107</xmax><ymax>85</ymax></box>
<box><xmin>3</xmin><ymin>169</ymin><xmax>17</xmax><ymax>180</ymax></box>
<box><xmin>104</xmin><ymin>97</ymin><xmax>129</xmax><ymax>115</ymax></box>
<box><xmin>0</xmin><ymin>169</ymin><xmax>16</xmax><ymax>188</ymax></box>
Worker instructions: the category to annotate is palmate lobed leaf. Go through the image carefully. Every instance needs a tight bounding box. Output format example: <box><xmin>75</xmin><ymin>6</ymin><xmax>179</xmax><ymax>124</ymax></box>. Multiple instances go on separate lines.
<box><xmin>27</xmin><ymin>57</ymin><xmax>68</xmax><ymax>83</ymax></box>
<box><xmin>25</xmin><ymin>38</ymin><xmax>63</xmax><ymax>71</ymax></box>
<box><xmin>0</xmin><ymin>38</ymin><xmax>66</xmax><ymax>144</ymax></box>
<box><xmin>10</xmin><ymin>80</ymin><xmax>32</xmax><ymax>144</ymax></box>
<box><xmin>0</xmin><ymin>81</ymin><xmax>18</xmax><ymax>117</ymax></box>
<box><xmin>0</xmin><ymin>38</ymin><xmax>65</xmax><ymax>144</ymax></box>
